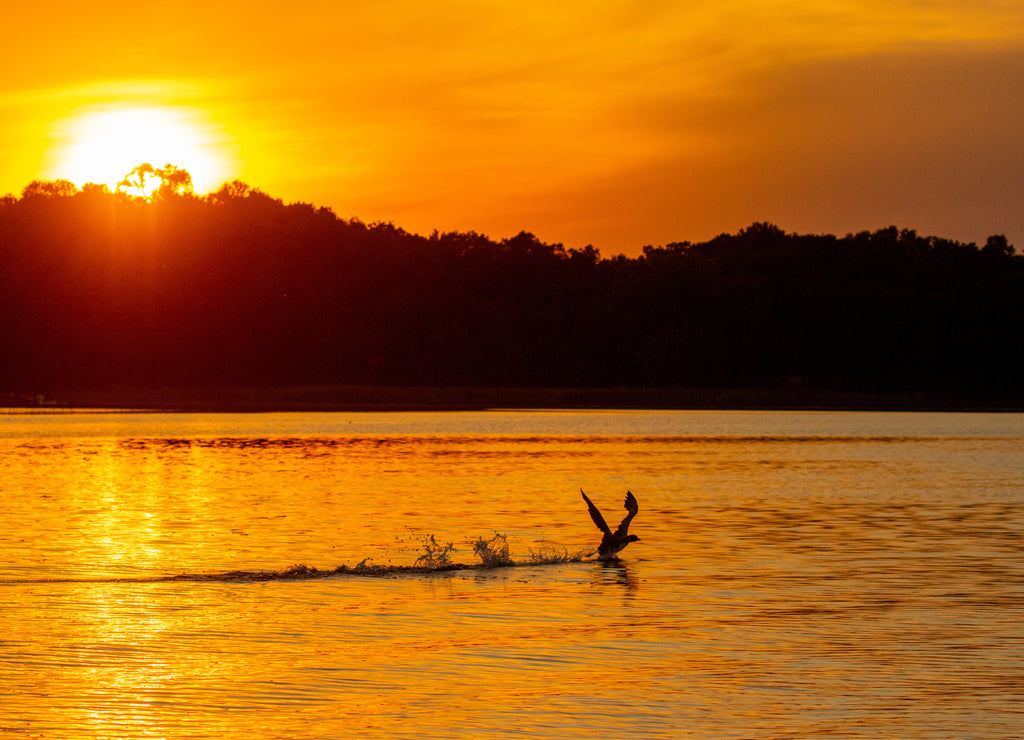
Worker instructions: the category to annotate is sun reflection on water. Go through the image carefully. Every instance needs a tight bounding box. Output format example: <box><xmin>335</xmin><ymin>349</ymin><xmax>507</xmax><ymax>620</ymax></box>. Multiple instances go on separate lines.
<box><xmin>1</xmin><ymin>411</ymin><xmax>1022</xmax><ymax>738</ymax></box>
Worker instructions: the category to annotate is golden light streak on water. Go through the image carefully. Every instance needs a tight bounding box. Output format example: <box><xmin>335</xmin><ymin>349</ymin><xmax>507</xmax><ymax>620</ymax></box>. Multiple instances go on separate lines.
<box><xmin>1</xmin><ymin>411</ymin><xmax>1022</xmax><ymax>738</ymax></box>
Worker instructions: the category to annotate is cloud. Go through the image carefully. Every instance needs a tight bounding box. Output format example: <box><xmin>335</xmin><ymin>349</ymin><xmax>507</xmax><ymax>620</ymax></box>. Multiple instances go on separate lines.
<box><xmin>534</xmin><ymin>42</ymin><xmax>1024</xmax><ymax>251</ymax></box>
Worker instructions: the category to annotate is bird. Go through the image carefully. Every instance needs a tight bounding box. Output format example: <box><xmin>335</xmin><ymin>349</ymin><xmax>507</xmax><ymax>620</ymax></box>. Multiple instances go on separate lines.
<box><xmin>581</xmin><ymin>488</ymin><xmax>640</xmax><ymax>559</ymax></box>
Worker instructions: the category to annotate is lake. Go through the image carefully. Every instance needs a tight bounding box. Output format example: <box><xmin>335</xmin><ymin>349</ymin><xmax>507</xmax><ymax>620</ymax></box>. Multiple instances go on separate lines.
<box><xmin>1</xmin><ymin>410</ymin><xmax>1021</xmax><ymax>738</ymax></box>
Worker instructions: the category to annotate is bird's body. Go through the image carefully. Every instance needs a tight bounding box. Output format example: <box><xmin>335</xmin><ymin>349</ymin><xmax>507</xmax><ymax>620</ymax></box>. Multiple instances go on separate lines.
<box><xmin>581</xmin><ymin>489</ymin><xmax>640</xmax><ymax>559</ymax></box>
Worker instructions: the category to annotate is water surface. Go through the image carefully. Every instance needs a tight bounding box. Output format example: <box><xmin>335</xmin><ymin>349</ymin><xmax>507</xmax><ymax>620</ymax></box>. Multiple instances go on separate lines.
<box><xmin>1</xmin><ymin>410</ymin><xmax>1021</xmax><ymax>738</ymax></box>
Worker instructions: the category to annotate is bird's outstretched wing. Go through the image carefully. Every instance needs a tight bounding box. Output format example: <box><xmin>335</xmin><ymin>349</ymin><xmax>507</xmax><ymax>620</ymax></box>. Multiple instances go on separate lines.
<box><xmin>581</xmin><ymin>489</ymin><xmax>611</xmax><ymax>535</ymax></box>
<box><xmin>613</xmin><ymin>490</ymin><xmax>639</xmax><ymax>538</ymax></box>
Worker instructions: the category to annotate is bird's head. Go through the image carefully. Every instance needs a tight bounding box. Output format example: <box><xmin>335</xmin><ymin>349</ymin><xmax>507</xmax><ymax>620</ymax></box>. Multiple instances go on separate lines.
<box><xmin>628</xmin><ymin>534</ymin><xmax>640</xmax><ymax>543</ymax></box>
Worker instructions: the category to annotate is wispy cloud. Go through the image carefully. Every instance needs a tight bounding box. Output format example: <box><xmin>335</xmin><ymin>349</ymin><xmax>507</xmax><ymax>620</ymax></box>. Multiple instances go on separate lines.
<box><xmin>2</xmin><ymin>0</ymin><xmax>1023</xmax><ymax>250</ymax></box>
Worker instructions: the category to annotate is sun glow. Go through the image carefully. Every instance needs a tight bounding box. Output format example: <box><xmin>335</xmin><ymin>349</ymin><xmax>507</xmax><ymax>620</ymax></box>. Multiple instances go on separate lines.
<box><xmin>48</xmin><ymin>105</ymin><xmax>231</xmax><ymax>194</ymax></box>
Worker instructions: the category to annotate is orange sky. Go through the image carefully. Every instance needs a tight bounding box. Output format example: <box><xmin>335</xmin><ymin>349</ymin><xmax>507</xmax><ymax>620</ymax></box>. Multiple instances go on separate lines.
<box><xmin>2</xmin><ymin>1</ymin><xmax>1022</xmax><ymax>255</ymax></box>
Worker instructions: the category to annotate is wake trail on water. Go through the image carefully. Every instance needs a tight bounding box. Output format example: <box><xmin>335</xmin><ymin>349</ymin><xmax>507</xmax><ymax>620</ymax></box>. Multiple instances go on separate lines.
<box><xmin>1</xmin><ymin>534</ymin><xmax>593</xmax><ymax>584</ymax></box>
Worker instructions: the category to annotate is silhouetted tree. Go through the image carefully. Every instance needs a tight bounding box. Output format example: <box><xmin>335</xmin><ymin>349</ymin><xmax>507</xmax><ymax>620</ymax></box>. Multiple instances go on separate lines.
<box><xmin>984</xmin><ymin>234</ymin><xmax>1013</xmax><ymax>258</ymax></box>
<box><xmin>153</xmin><ymin>164</ymin><xmax>193</xmax><ymax>197</ymax></box>
<box><xmin>21</xmin><ymin>179</ymin><xmax>79</xmax><ymax>198</ymax></box>
<box><xmin>0</xmin><ymin>180</ymin><xmax>1020</xmax><ymax>401</ymax></box>
<box><xmin>118</xmin><ymin>163</ymin><xmax>193</xmax><ymax>197</ymax></box>
<box><xmin>118</xmin><ymin>163</ymin><xmax>158</xmax><ymax>193</ymax></box>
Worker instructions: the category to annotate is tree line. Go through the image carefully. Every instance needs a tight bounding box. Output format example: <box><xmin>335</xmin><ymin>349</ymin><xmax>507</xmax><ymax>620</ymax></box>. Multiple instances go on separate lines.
<box><xmin>1</xmin><ymin>179</ymin><xmax>1021</xmax><ymax>402</ymax></box>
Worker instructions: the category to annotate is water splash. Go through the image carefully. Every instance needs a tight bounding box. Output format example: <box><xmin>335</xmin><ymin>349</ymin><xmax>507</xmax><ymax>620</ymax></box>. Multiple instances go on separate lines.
<box><xmin>526</xmin><ymin>541</ymin><xmax>586</xmax><ymax>564</ymax></box>
<box><xmin>0</xmin><ymin>533</ymin><xmax>593</xmax><ymax>584</ymax></box>
<box><xmin>472</xmin><ymin>533</ymin><xmax>513</xmax><ymax>567</ymax></box>
<box><xmin>414</xmin><ymin>534</ymin><xmax>458</xmax><ymax>569</ymax></box>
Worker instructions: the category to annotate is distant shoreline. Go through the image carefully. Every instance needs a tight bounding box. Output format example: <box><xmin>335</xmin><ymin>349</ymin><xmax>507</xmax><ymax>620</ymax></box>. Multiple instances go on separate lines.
<box><xmin>6</xmin><ymin>386</ymin><xmax>1022</xmax><ymax>413</ymax></box>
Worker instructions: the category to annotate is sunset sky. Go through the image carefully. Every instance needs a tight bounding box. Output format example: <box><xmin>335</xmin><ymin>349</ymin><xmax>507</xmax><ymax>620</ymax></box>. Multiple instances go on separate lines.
<box><xmin>2</xmin><ymin>1</ymin><xmax>1022</xmax><ymax>255</ymax></box>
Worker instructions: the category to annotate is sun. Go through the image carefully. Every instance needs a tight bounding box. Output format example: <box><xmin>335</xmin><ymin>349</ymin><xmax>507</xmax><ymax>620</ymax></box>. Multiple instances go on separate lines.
<box><xmin>48</xmin><ymin>105</ymin><xmax>232</xmax><ymax>194</ymax></box>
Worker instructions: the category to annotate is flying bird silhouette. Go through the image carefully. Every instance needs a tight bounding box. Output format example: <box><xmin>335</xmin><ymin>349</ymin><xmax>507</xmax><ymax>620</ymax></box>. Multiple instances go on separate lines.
<box><xmin>581</xmin><ymin>488</ymin><xmax>640</xmax><ymax>559</ymax></box>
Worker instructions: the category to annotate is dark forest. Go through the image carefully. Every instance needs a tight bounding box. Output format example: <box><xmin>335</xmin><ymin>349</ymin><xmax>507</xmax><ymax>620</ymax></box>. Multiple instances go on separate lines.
<box><xmin>2</xmin><ymin>179</ymin><xmax>1021</xmax><ymax>407</ymax></box>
